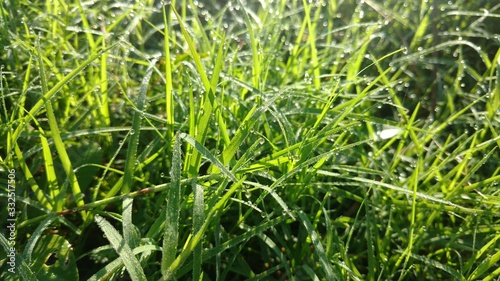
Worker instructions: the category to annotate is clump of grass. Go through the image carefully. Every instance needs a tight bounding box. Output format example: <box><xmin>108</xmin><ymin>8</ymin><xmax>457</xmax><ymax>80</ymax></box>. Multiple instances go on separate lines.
<box><xmin>1</xmin><ymin>0</ymin><xmax>499</xmax><ymax>280</ymax></box>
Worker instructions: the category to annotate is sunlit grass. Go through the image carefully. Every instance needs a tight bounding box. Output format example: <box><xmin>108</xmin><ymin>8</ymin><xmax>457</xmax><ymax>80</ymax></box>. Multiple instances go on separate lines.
<box><xmin>1</xmin><ymin>0</ymin><xmax>499</xmax><ymax>280</ymax></box>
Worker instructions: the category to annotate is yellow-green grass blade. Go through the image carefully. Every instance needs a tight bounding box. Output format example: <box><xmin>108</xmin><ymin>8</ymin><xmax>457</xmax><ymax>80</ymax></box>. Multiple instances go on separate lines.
<box><xmin>172</xmin><ymin>8</ymin><xmax>210</xmax><ymax>91</ymax></box>
<box><xmin>35</xmin><ymin>38</ymin><xmax>86</xmax><ymax>217</ymax></box>
<box><xmin>317</xmin><ymin>170</ymin><xmax>480</xmax><ymax>214</ymax></box>
<box><xmin>162</xmin><ymin>4</ymin><xmax>174</xmax><ymax>140</ymax></box>
<box><xmin>172</xmin><ymin>7</ymin><xmax>217</xmax><ymax>177</ymax></box>
<box><xmin>0</xmin><ymin>233</ymin><xmax>37</xmax><ymax>281</ymax></box>
<box><xmin>184</xmin><ymin>82</ymin><xmax>196</xmax><ymax>171</ymax></box>
<box><xmin>408</xmin><ymin>0</ymin><xmax>431</xmax><ymax>51</ymax></box>
<box><xmin>346</xmin><ymin>35</ymin><xmax>378</xmax><ymax>96</ymax></box>
<box><xmin>75</xmin><ymin>0</ymin><xmax>96</xmax><ymax>50</ymax></box>
<box><xmin>313</xmin><ymin>83</ymin><xmax>340</xmax><ymax>129</ymax></box>
<box><xmin>191</xmin><ymin>35</ymin><xmax>227</xmax><ymax>172</ymax></box>
<box><xmin>13</xmin><ymin>143</ymin><xmax>52</xmax><ymax>209</ymax></box>
<box><xmin>467</xmin><ymin>248</ymin><xmax>500</xmax><ymax>281</ymax></box>
<box><xmin>180</xmin><ymin>132</ymin><xmax>237</xmax><ymax>182</ymax></box>
<box><xmin>464</xmin><ymin>230</ymin><xmax>500</xmax><ymax>276</ymax></box>
<box><xmin>211</xmin><ymin>32</ymin><xmax>231</xmax><ymax>146</ymax></box>
<box><xmin>10</xmin><ymin>40</ymin><xmax>119</xmax><ymax>143</ymax></box>
<box><xmin>21</xmin><ymin>214</ymin><xmax>58</xmax><ymax>265</ymax></box>
<box><xmin>221</xmin><ymin>89</ymin><xmax>285</xmax><ymax>166</ymax></box>
<box><xmin>38</xmin><ymin>128</ymin><xmax>58</xmax><ymax>209</ymax></box>
<box><xmin>120</xmin><ymin>58</ymin><xmax>156</xmax><ymax>251</ymax></box>
<box><xmin>98</xmin><ymin>38</ymin><xmax>111</xmax><ymax>129</ymax></box>
<box><xmin>395</xmin><ymin>158</ymin><xmax>421</xmax><ymax>272</ymax></box>
<box><xmin>238</xmin><ymin>0</ymin><xmax>261</xmax><ymax>91</ymax></box>
<box><xmin>188</xmin><ymin>89</ymin><xmax>217</xmax><ymax>176</ymax></box>
<box><xmin>192</xmin><ymin>182</ymin><xmax>204</xmax><ymax>281</ymax></box>
<box><xmin>121</xmin><ymin>58</ymin><xmax>157</xmax><ymax>195</ymax></box>
<box><xmin>408</xmin><ymin>253</ymin><xmax>463</xmax><ymax>280</ymax></box>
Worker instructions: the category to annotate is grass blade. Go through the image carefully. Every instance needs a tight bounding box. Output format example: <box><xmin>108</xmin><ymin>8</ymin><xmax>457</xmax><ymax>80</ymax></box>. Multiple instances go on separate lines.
<box><xmin>237</xmin><ymin>0</ymin><xmax>260</xmax><ymax>90</ymax></box>
<box><xmin>120</xmin><ymin>58</ymin><xmax>157</xmax><ymax>252</ymax></box>
<box><xmin>193</xmin><ymin>182</ymin><xmax>204</xmax><ymax>281</ymax></box>
<box><xmin>0</xmin><ymin>233</ymin><xmax>37</xmax><ymax>281</ymax></box>
<box><xmin>35</xmin><ymin>37</ymin><xmax>86</xmax><ymax>216</ymax></box>
<box><xmin>21</xmin><ymin>214</ymin><xmax>58</xmax><ymax>265</ymax></box>
<box><xmin>162</xmin><ymin>4</ymin><xmax>174</xmax><ymax>140</ymax></box>
<box><xmin>10</xmin><ymin>35</ymin><xmax>119</xmax><ymax>142</ymax></box>
<box><xmin>179</xmin><ymin>132</ymin><xmax>237</xmax><ymax>182</ymax></box>
<box><xmin>297</xmin><ymin>210</ymin><xmax>341</xmax><ymax>280</ymax></box>
<box><xmin>167</xmin><ymin>178</ymin><xmax>245</xmax><ymax>277</ymax></box>
<box><xmin>121</xmin><ymin>58</ymin><xmax>157</xmax><ymax>195</ymax></box>
<box><xmin>162</xmin><ymin>133</ymin><xmax>183</xmax><ymax>280</ymax></box>
<box><xmin>95</xmin><ymin>215</ymin><xmax>147</xmax><ymax>281</ymax></box>
<box><xmin>172</xmin><ymin>7</ymin><xmax>220</xmax><ymax>177</ymax></box>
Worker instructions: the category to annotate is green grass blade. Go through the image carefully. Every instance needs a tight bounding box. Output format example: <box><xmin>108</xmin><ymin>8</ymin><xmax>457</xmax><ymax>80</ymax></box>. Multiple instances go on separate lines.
<box><xmin>162</xmin><ymin>4</ymin><xmax>174</xmax><ymax>140</ymax></box>
<box><xmin>122</xmin><ymin>197</ymin><xmax>137</xmax><ymax>252</ymax></box>
<box><xmin>120</xmin><ymin>58</ymin><xmax>156</xmax><ymax>252</ymax></box>
<box><xmin>316</xmin><ymin>170</ymin><xmax>479</xmax><ymax>214</ymax></box>
<box><xmin>179</xmin><ymin>132</ymin><xmax>237</xmax><ymax>182</ymax></box>
<box><xmin>21</xmin><ymin>214</ymin><xmax>58</xmax><ymax>265</ymax></box>
<box><xmin>211</xmin><ymin>32</ymin><xmax>231</xmax><ymax>146</ymax></box>
<box><xmin>95</xmin><ymin>215</ymin><xmax>147</xmax><ymax>281</ymax></box>
<box><xmin>464</xmin><ymin>231</ymin><xmax>500</xmax><ymax>276</ymax></box>
<box><xmin>121</xmin><ymin>58</ymin><xmax>157</xmax><ymax>195</ymax></box>
<box><xmin>167</xmin><ymin>178</ymin><xmax>245</xmax><ymax>276</ymax></box>
<box><xmin>0</xmin><ymin>233</ymin><xmax>38</xmax><ymax>281</ymax></box>
<box><xmin>192</xmin><ymin>183</ymin><xmax>204</xmax><ymax>281</ymax></box>
<box><xmin>409</xmin><ymin>253</ymin><xmax>464</xmax><ymax>280</ymax></box>
<box><xmin>172</xmin><ymin>7</ymin><xmax>210</xmax><ymax>90</ymax></box>
<box><xmin>98</xmin><ymin>38</ymin><xmax>111</xmax><ymax>128</ymax></box>
<box><xmin>162</xmin><ymin>133</ymin><xmax>182</xmax><ymax>280</ymax></box>
<box><xmin>237</xmin><ymin>0</ymin><xmax>261</xmax><ymax>91</ymax></box>
<box><xmin>10</xmin><ymin>37</ymin><xmax>119</xmax><ymax>142</ymax></box>
<box><xmin>172</xmin><ymin>7</ymin><xmax>219</xmax><ymax>176</ymax></box>
<box><xmin>221</xmin><ymin>89</ymin><xmax>284</xmax><ymax>166</ymax></box>
<box><xmin>13</xmin><ymin>142</ymin><xmax>52</xmax><ymax>210</ymax></box>
<box><xmin>467</xmin><ymin>249</ymin><xmax>500</xmax><ymax>281</ymax></box>
<box><xmin>87</xmin><ymin>245</ymin><xmax>161</xmax><ymax>281</ymax></box>
<box><xmin>38</xmin><ymin>128</ymin><xmax>57</xmax><ymax>209</ymax></box>
<box><xmin>35</xmin><ymin>37</ymin><xmax>86</xmax><ymax>215</ymax></box>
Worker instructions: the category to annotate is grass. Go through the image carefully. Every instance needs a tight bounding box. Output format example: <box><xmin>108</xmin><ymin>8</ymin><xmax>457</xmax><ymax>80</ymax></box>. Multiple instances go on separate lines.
<box><xmin>1</xmin><ymin>0</ymin><xmax>499</xmax><ymax>280</ymax></box>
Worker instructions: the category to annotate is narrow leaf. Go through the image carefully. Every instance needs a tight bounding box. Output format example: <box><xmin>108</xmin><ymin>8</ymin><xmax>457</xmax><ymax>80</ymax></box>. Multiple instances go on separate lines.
<box><xmin>95</xmin><ymin>215</ymin><xmax>147</xmax><ymax>281</ymax></box>
<box><xmin>162</xmin><ymin>132</ymin><xmax>183</xmax><ymax>280</ymax></box>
